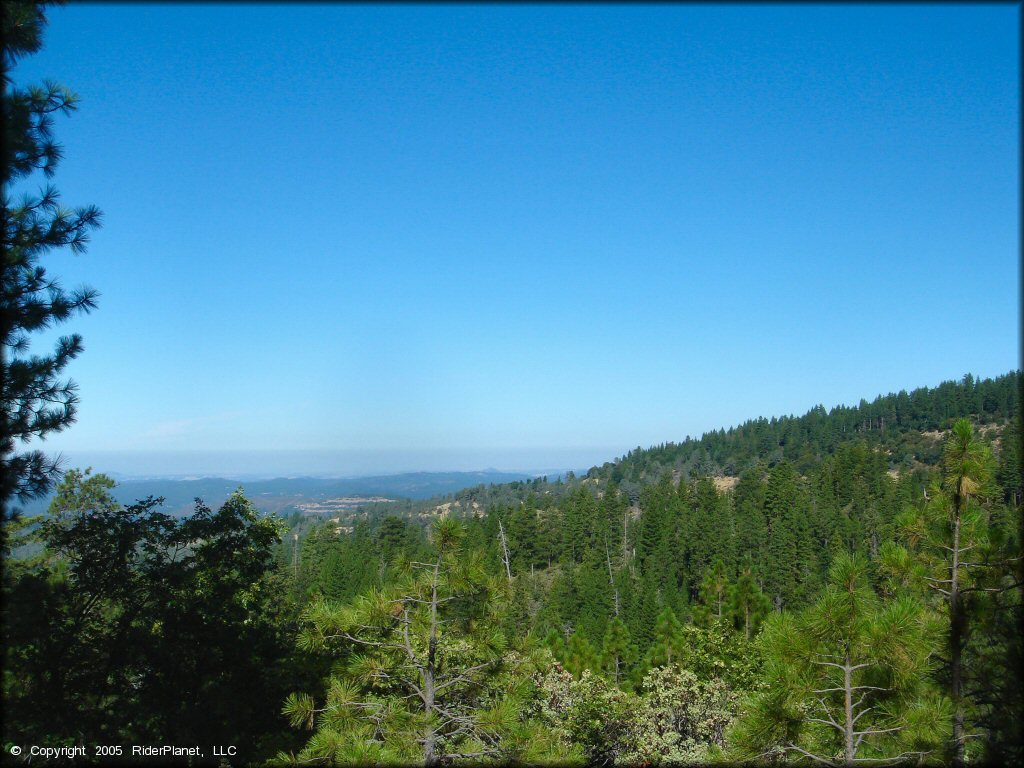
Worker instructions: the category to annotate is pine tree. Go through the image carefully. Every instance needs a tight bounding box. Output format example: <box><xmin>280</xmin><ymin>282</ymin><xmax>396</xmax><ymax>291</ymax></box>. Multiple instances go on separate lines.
<box><xmin>733</xmin><ymin>468</ymin><xmax>768</xmax><ymax>578</ymax></box>
<box><xmin>543</xmin><ymin>627</ymin><xmax>566</xmax><ymax>661</ymax></box>
<box><xmin>562</xmin><ymin>487</ymin><xmax>599</xmax><ymax>564</ymax></box>
<box><xmin>2</xmin><ymin>0</ymin><xmax>102</xmax><ymax>517</ymax></box>
<box><xmin>600</xmin><ymin>616</ymin><xmax>638</xmax><ymax>689</ymax></box>
<box><xmin>697</xmin><ymin>558</ymin><xmax>731</xmax><ymax>623</ymax></box>
<box><xmin>729</xmin><ymin>552</ymin><xmax>947</xmax><ymax>766</ymax></box>
<box><xmin>644</xmin><ymin>606</ymin><xmax>685</xmax><ymax>669</ymax></box>
<box><xmin>885</xmin><ymin>419</ymin><xmax>1018</xmax><ymax>765</ymax></box>
<box><xmin>286</xmin><ymin>518</ymin><xmax>521</xmax><ymax>765</ymax></box>
<box><xmin>685</xmin><ymin>478</ymin><xmax>721</xmax><ymax>583</ymax></box>
<box><xmin>995</xmin><ymin>409</ymin><xmax>1021</xmax><ymax>507</ymax></box>
<box><xmin>634</xmin><ymin>562</ymin><xmax>661</xmax><ymax>651</ymax></box>
<box><xmin>764</xmin><ymin>461</ymin><xmax>818</xmax><ymax>610</ymax></box>
<box><xmin>563</xmin><ymin>633</ymin><xmax>600</xmax><ymax>679</ymax></box>
<box><xmin>730</xmin><ymin>561</ymin><xmax>771</xmax><ymax>641</ymax></box>
<box><xmin>508</xmin><ymin>501</ymin><xmax>541</xmax><ymax>572</ymax></box>
<box><xmin>576</xmin><ymin>550</ymin><xmax>614</xmax><ymax>645</ymax></box>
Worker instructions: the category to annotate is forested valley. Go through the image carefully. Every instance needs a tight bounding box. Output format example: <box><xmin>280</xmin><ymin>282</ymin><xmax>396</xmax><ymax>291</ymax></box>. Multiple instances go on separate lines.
<box><xmin>3</xmin><ymin>371</ymin><xmax>1021</xmax><ymax>766</ymax></box>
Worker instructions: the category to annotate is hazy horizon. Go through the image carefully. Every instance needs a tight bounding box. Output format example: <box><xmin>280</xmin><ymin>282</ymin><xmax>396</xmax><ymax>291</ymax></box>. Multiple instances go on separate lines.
<box><xmin>47</xmin><ymin>447</ymin><xmax>626</xmax><ymax>481</ymax></box>
<box><xmin>48</xmin><ymin>366</ymin><xmax>1020</xmax><ymax>480</ymax></box>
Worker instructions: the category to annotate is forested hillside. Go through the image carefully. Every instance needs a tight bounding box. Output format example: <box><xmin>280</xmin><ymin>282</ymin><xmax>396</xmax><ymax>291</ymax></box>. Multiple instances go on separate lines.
<box><xmin>4</xmin><ymin>372</ymin><xmax>1021</xmax><ymax>765</ymax></box>
<box><xmin>366</xmin><ymin>371</ymin><xmax>1021</xmax><ymax>517</ymax></box>
<box><xmin>595</xmin><ymin>370</ymin><xmax>1020</xmax><ymax>486</ymax></box>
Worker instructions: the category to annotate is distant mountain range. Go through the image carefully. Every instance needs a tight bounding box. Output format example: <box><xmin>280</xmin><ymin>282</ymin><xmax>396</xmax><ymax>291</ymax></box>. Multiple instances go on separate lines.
<box><xmin>18</xmin><ymin>470</ymin><xmax>545</xmax><ymax>517</ymax></box>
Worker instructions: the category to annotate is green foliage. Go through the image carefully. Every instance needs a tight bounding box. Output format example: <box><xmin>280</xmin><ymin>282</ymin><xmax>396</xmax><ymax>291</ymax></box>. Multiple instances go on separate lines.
<box><xmin>729</xmin><ymin>552</ymin><xmax>947</xmax><ymax>765</ymax></box>
<box><xmin>2</xmin><ymin>470</ymin><xmax>297</xmax><ymax>761</ymax></box>
<box><xmin>643</xmin><ymin>607</ymin><xmax>685</xmax><ymax>670</ymax></box>
<box><xmin>288</xmin><ymin>518</ymin><xmax>563</xmax><ymax>765</ymax></box>
<box><xmin>884</xmin><ymin>418</ymin><xmax>1022</xmax><ymax>763</ymax></box>
<box><xmin>729</xmin><ymin>561</ymin><xmax>771</xmax><ymax>640</ymax></box>
<box><xmin>2</xmin><ymin>0</ymin><xmax>102</xmax><ymax>516</ymax></box>
<box><xmin>995</xmin><ymin>411</ymin><xmax>1022</xmax><ymax>506</ymax></box>
<box><xmin>696</xmin><ymin>558</ymin><xmax>731</xmax><ymax>623</ymax></box>
<box><xmin>675</xmin><ymin>620</ymin><xmax>763</xmax><ymax>694</ymax></box>
<box><xmin>562</xmin><ymin>633</ymin><xmax>601</xmax><ymax>679</ymax></box>
<box><xmin>533</xmin><ymin>663</ymin><xmax>739</xmax><ymax>766</ymax></box>
<box><xmin>623</xmin><ymin>666</ymin><xmax>736</xmax><ymax>765</ymax></box>
<box><xmin>600</xmin><ymin>617</ymin><xmax>638</xmax><ymax>689</ymax></box>
<box><xmin>555</xmin><ymin>670</ymin><xmax>633</xmax><ymax>766</ymax></box>
<box><xmin>764</xmin><ymin>461</ymin><xmax>819</xmax><ymax>610</ymax></box>
<box><xmin>600</xmin><ymin>372</ymin><xmax>1020</xmax><ymax>484</ymax></box>
<box><xmin>5</xmin><ymin>372</ymin><xmax>1022</xmax><ymax>762</ymax></box>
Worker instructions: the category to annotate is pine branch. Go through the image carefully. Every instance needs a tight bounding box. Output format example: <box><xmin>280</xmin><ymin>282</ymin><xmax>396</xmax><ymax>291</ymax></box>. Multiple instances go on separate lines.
<box><xmin>783</xmin><ymin>743</ymin><xmax>840</xmax><ymax>766</ymax></box>
<box><xmin>811</xmin><ymin>659</ymin><xmax>871</xmax><ymax>672</ymax></box>
<box><xmin>807</xmin><ymin>717</ymin><xmax>845</xmax><ymax>733</ymax></box>
<box><xmin>852</xmin><ymin>726</ymin><xmax>903</xmax><ymax>737</ymax></box>
<box><xmin>332</xmin><ymin>632</ymin><xmax>406</xmax><ymax>652</ymax></box>
<box><xmin>434</xmin><ymin>660</ymin><xmax>499</xmax><ymax>693</ymax></box>
<box><xmin>443</xmin><ymin>750</ymin><xmax>499</xmax><ymax>760</ymax></box>
<box><xmin>961</xmin><ymin>581</ymin><xmax>1022</xmax><ymax>595</ymax></box>
<box><xmin>849</xmin><ymin>752</ymin><xmax>931</xmax><ymax>765</ymax></box>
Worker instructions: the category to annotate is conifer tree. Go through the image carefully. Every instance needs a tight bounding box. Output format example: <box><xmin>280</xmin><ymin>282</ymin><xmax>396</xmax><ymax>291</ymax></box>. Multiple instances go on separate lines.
<box><xmin>730</xmin><ymin>552</ymin><xmax>946</xmax><ymax>766</ymax></box>
<box><xmin>643</xmin><ymin>606</ymin><xmax>685</xmax><ymax>669</ymax></box>
<box><xmin>685</xmin><ymin>478</ymin><xmax>722</xmax><ymax>581</ymax></box>
<box><xmin>600</xmin><ymin>616</ymin><xmax>638</xmax><ymax>689</ymax></box>
<box><xmin>543</xmin><ymin>627</ymin><xmax>566</xmax><ymax>661</ymax></box>
<box><xmin>733</xmin><ymin>468</ymin><xmax>768</xmax><ymax>577</ymax></box>
<box><xmin>698</xmin><ymin>558</ymin><xmax>731</xmax><ymax>621</ymax></box>
<box><xmin>634</xmin><ymin>563</ymin><xmax>661</xmax><ymax>650</ymax></box>
<box><xmin>508</xmin><ymin>501</ymin><xmax>541</xmax><ymax>572</ymax></box>
<box><xmin>730</xmin><ymin>560</ymin><xmax>771</xmax><ymax>640</ymax></box>
<box><xmin>286</xmin><ymin>518</ymin><xmax>523</xmax><ymax>765</ymax></box>
<box><xmin>637</xmin><ymin>475</ymin><xmax>671</xmax><ymax>567</ymax></box>
<box><xmin>994</xmin><ymin>411</ymin><xmax>1021</xmax><ymax>507</ymax></box>
<box><xmin>2</xmin><ymin>0</ymin><xmax>102</xmax><ymax>517</ymax></box>
<box><xmin>576</xmin><ymin>544</ymin><xmax>614</xmax><ymax>643</ymax></box>
<box><xmin>764</xmin><ymin>461</ymin><xmax>818</xmax><ymax>610</ymax></box>
<box><xmin>884</xmin><ymin>418</ymin><xmax>1020</xmax><ymax>765</ymax></box>
<box><xmin>562</xmin><ymin>486</ymin><xmax>599</xmax><ymax>564</ymax></box>
<box><xmin>601</xmin><ymin>479</ymin><xmax>627</xmax><ymax>565</ymax></box>
<box><xmin>563</xmin><ymin>633</ymin><xmax>600</xmax><ymax>679</ymax></box>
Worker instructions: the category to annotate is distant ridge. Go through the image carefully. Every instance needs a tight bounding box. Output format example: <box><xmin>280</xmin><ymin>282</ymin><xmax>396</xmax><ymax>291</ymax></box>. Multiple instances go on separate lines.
<box><xmin>375</xmin><ymin>370</ymin><xmax>1022</xmax><ymax>519</ymax></box>
<box><xmin>19</xmin><ymin>470</ymin><xmax>536</xmax><ymax>516</ymax></box>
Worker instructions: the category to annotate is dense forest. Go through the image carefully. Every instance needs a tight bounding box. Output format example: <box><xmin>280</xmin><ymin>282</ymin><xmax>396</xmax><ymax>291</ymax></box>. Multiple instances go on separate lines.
<box><xmin>4</xmin><ymin>371</ymin><xmax>1021</xmax><ymax>765</ymax></box>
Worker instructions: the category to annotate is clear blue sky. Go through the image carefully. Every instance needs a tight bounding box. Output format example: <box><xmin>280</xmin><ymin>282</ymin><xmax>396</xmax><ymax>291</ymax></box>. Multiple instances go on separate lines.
<box><xmin>14</xmin><ymin>3</ymin><xmax>1020</xmax><ymax>477</ymax></box>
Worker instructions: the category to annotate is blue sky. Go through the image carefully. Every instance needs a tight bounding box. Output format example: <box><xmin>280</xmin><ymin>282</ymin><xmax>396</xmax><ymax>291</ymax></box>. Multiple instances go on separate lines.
<box><xmin>13</xmin><ymin>3</ymin><xmax>1020</xmax><ymax>477</ymax></box>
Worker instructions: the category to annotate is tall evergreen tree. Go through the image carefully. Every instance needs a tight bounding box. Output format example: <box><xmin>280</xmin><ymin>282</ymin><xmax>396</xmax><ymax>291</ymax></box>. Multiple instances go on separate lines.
<box><xmin>2</xmin><ymin>0</ymin><xmax>102</xmax><ymax>517</ymax></box>
<box><xmin>729</xmin><ymin>561</ymin><xmax>771</xmax><ymax>641</ymax></box>
<box><xmin>644</xmin><ymin>606</ymin><xmax>686</xmax><ymax>669</ymax></box>
<box><xmin>600</xmin><ymin>616</ymin><xmax>638</xmax><ymax>689</ymax></box>
<box><xmin>733</xmin><ymin>468</ymin><xmax>768</xmax><ymax>579</ymax></box>
<box><xmin>886</xmin><ymin>419</ymin><xmax>1016</xmax><ymax>765</ymax></box>
<box><xmin>286</xmin><ymin>518</ymin><xmax>528</xmax><ymax>765</ymax></box>
<box><xmin>764</xmin><ymin>461</ymin><xmax>818</xmax><ymax>610</ymax></box>
<box><xmin>697</xmin><ymin>558</ymin><xmax>731</xmax><ymax>622</ymax></box>
<box><xmin>730</xmin><ymin>553</ymin><xmax>946</xmax><ymax>766</ymax></box>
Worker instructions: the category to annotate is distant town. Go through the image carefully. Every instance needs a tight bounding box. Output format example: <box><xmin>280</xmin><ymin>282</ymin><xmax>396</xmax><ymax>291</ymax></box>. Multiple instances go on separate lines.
<box><xmin>293</xmin><ymin>496</ymin><xmax>394</xmax><ymax>516</ymax></box>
